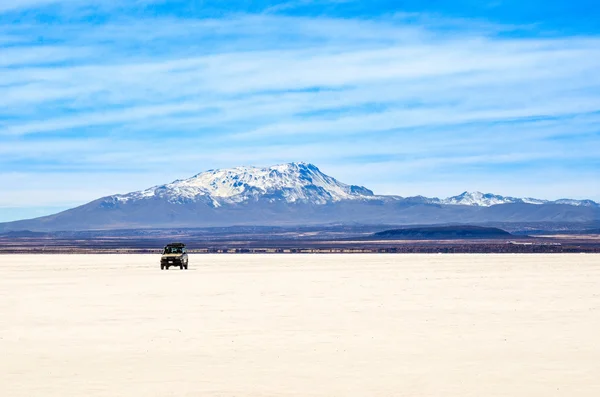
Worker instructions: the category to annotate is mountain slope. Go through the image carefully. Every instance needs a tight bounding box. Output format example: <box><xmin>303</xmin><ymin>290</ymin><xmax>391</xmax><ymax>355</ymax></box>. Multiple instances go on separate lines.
<box><xmin>1</xmin><ymin>162</ymin><xmax>598</xmax><ymax>232</ymax></box>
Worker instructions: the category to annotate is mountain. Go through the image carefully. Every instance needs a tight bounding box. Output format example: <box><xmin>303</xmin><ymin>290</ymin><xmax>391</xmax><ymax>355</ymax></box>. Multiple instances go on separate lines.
<box><xmin>553</xmin><ymin>199</ymin><xmax>599</xmax><ymax>207</ymax></box>
<box><xmin>439</xmin><ymin>191</ymin><xmax>548</xmax><ymax>206</ymax></box>
<box><xmin>110</xmin><ymin>162</ymin><xmax>377</xmax><ymax>206</ymax></box>
<box><xmin>1</xmin><ymin>162</ymin><xmax>598</xmax><ymax>232</ymax></box>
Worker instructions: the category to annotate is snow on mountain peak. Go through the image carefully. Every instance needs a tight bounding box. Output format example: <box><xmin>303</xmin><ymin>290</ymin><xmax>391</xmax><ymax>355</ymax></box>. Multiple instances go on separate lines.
<box><xmin>553</xmin><ymin>199</ymin><xmax>598</xmax><ymax>207</ymax></box>
<box><xmin>439</xmin><ymin>192</ymin><xmax>596</xmax><ymax>207</ymax></box>
<box><xmin>441</xmin><ymin>191</ymin><xmax>517</xmax><ymax>206</ymax></box>
<box><xmin>114</xmin><ymin>162</ymin><xmax>374</xmax><ymax>205</ymax></box>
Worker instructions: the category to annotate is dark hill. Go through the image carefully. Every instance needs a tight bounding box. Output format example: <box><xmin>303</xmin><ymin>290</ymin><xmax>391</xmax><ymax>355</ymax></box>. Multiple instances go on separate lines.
<box><xmin>372</xmin><ymin>225</ymin><xmax>514</xmax><ymax>240</ymax></box>
<box><xmin>0</xmin><ymin>230</ymin><xmax>50</xmax><ymax>238</ymax></box>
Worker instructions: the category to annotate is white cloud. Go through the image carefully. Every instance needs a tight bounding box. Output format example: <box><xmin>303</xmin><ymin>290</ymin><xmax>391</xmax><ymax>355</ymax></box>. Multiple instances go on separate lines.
<box><xmin>0</xmin><ymin>0</ymin><xmax>160</xmax><ymax>13</ymax></box>
<box><xmin>0</xmin><ymin>0</ymin><xmax>65</xmax><ymax>12</ymax></box>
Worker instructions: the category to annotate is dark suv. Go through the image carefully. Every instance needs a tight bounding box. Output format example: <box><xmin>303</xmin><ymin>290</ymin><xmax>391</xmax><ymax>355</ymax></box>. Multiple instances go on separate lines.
<box><xmin>160</xmin><ymin>243</ymin><xmax>189</xmax><ymax>270</ymax></box>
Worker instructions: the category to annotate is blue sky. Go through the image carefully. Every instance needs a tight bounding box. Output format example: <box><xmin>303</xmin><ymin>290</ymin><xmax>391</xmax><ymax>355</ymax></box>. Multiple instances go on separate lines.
<box><xmin>1</xmin><ymin>0</ymin><xmax>599</xmax><ymax>221</ymax></box>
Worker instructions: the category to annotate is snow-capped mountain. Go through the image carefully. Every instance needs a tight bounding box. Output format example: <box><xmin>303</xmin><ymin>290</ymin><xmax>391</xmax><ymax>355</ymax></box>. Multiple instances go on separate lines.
<box><xmin>109</xmin><ymin>163</ymin><xmax>596</xmax><ymax>209</ymax></box>
<box><xmin>1</xmin><ymin>162</ymin><xmax>598</xmax><ymax>232</ymax></box>
<box><xmin>441</xmin><ymin>191</ymin><xmax>516</xmax><ymax>206</ymax></box>
<box><xmin>439</xmin><ymin>191</ymin><xmax>548</xmax><ymax>207</ymax></box>
<box><xmin>109</xmin><ymin>163</ymin><xmax>597</xmax><ymax>209</ymax></box>
<box><xmin>438</xmin><ymin>191</ymin><xmax>598</xmax><ymax>207</ymax></box>
<box><xmin>112</xmin><ymin>162</ymin><xmax>375</xmax><ymax>206</ymax></box>
<box><xmin>553</xmin><ymin>199</ymin><xmax>599</xmax><ymax>207</ymax></box>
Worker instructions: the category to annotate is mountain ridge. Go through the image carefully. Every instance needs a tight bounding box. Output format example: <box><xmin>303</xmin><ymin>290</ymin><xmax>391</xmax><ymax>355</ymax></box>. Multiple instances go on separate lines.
<box><xmin>1</xmin><ymin>162</ymin><xmax>598</xmax><ymax>232</ymax></box>
<box><xmin>110</xmin><ymin>162</ymin><xmax>377</xmax><ymax>207</ymax></box>
<box><xmin>107</xmin><ymin>162</ymin><xmax>598</xmax><ymax>208</ymax></box>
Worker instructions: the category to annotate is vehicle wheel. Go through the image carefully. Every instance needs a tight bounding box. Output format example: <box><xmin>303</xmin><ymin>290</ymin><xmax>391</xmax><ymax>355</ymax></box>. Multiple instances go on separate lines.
<box><xmin>161</xmin><ymin>264</ymin><xmax>164</xmax><ymax>270</ymax></box>
<box><xmin>184</xmin><ymin>263</ymin><xmax>188</xmax><ymax>270</ymax></box>
<box><xmin>179</xmin><ymin>264</ymin><xmax>183</xmax><ymax>270</ymax></box>
<box><xmin>166</xmin><ymin>265</ymin><xmax>170</xmax><ymax>270</ymax></box>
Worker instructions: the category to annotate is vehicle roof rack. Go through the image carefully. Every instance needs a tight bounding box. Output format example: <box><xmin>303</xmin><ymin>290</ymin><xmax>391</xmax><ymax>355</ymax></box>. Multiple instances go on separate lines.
<box><xmin>165</xmin><ymin>242</ymin><xmax>186</xmax><ymax>247</ymax></box>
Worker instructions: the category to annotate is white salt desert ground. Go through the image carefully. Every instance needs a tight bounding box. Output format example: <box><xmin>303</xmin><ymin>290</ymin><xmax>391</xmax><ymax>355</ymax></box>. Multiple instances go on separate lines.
<box><xmin>1</xmin><ymin>254</ymin><xmax>599</xmax><ymax>396</ymax></box>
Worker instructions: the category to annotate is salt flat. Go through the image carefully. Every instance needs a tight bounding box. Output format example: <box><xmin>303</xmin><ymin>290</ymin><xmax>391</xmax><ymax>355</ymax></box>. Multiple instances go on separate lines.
<box><xmin>1</xmin><ymin>254</ymin><xmax>599</xmax><ymax>397</ymax></box>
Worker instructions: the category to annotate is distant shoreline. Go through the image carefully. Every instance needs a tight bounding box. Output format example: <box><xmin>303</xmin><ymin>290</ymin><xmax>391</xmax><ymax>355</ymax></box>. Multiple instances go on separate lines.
<box><xmin>1</xmin><ymin>239</ymin><xmax>598</xmax><ymax>254</ymax></box>
<box><xmin>2</xmin><ymin>224</ymin><xmax>599</xmax><ymax>254</ymax></box>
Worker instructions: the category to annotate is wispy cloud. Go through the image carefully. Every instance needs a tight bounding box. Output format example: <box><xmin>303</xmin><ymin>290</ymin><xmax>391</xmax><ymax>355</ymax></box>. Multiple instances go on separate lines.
<box><xmin>0</xmin><ymin>0</ymin><xmax>161</xmax><ymax>13</ymax></box>
<box><xmin>0</xmin><ymin>4</ymin><xmax>599</xmax><ymax>220</ymax></box>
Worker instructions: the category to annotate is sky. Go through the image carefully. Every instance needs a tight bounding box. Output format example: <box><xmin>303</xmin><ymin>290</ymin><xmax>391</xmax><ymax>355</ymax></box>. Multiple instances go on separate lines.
<box><xmin>1</xmin><ymin>0</ymin><xmax>599</xmax><ymax>222</ymax></box>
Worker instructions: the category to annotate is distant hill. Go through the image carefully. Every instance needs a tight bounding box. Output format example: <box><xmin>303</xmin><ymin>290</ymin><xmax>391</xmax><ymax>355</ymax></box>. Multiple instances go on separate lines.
<box><xmin>371</xmin><ymin>225</ymin><xmax>514</xmax><ymax>240</ymax></box>
<box><xmin>0</xmin><ymin>230</ymin><xmax>49</xmax><ymax>238</ymax></box>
